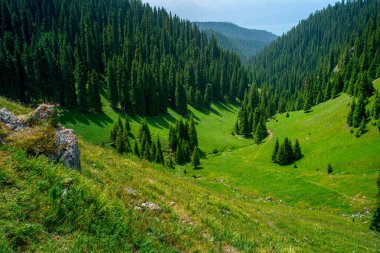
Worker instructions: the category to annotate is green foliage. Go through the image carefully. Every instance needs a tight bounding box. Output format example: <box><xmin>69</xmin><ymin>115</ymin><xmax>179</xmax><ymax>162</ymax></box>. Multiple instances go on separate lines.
<box><xmin>168</xmin><ymin>118</ymin><xmax>200</xmax><ymax>165</ymax></box>
<box><xmin>192</xmin><ymin>147</ymin><xmax>201</xmax><ymax>169</ymax></box>
<box><xmin>272</xmin><ymin>138</ymin><xmax>279</xmax><ymax>163</ymax></box>
<box><xmin>293</xmin><ymin>139</ymin><xmax>303</xmax><ymax>160</ymax></box>
<box><xmin>250</xmin><ymin>0</ymin><xmax>379</xmax><ymax>116</ymax></box>
<box><xmin>273</xmin><ymin>137</ymin><xmax>303</xmax><ymax>165</ymax></box>
<box><xmin>254</xmin><ymin>117</ymin><xmax>268</xmax><ymax>144</ymax></box>
<box><xmin>175</xmin><ymin>83</ymin><xmax>188</xmax><ymax>116</ymax></box>
<box><xmin>347</xmin><ymin>100</ymin><xmax>356</xmax><ymax>127</ymax></box>
<box><xmin>327</xmin><ymin>163</ymin><xmax>333</xmax><ymax>174</ymax></box>
<box><xmin>352</xmin><ymin>95</ymin><xmax>367</xmax><ymax>128</ymax></box>
<box><xmin>0</xmin><ymin>0</ymin><xmax>249</xmax><ymax>115</ymax></box>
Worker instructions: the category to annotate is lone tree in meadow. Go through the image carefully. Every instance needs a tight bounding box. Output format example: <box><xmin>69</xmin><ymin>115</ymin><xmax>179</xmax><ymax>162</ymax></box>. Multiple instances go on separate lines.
<box><xmin>327</xmin><ymin>164</ymin><xmax>333</xmax><ymax>174</ymax></box>
<box><xmin>272</xmin><ymin>138</ymin><xmax>279</xmax><ymax>163</ymax></box>
<box><xmin>192</xmin><ymin>147</ymin><xmax>201</xmax><ymax>169</ymax></box>
<box><xmin>254</xmin><ymin>116</ymin><xmax>268</xmax><ymax>144</ymax></box>
<box><xmin>293</xmin><ymin>139</ymin><xmax>303</xmax><ymax>160</ymax></box>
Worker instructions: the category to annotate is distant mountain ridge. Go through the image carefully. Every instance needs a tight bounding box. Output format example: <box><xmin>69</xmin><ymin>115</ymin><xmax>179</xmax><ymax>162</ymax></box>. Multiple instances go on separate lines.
<box><xmin>196</xmin><ymin>22</ymin><xmax>277</xmax><ymax>63</ymax></box>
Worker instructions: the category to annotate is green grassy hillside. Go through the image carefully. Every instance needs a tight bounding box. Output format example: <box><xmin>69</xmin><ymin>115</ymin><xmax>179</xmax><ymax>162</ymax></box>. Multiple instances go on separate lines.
<box><xmin>191</xmin><ymin>94</ymin><xmax>379</xmax><ymax>214</ymax></box>
<box><xmin>2</xmin><ymin>87</ymin><xmax>380</xmax><ymax>251</ymax></box>
<box><xmin>1</xmin><ymin>100</ymin><xmax>379</xmax><ymax>252</ymax></box>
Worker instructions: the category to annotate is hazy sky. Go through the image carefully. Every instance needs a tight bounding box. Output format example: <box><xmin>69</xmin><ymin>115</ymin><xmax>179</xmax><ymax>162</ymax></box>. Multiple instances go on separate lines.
<box><xmin>143</xmin><ymin>0</ymin><xmax>338</xmax><ymax>35</ymax></box>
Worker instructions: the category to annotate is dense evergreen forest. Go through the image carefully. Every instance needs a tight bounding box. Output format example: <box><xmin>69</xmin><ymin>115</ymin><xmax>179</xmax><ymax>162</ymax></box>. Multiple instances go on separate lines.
<box><xmin>0</xmin><ymin>0</ymin><xmax>250</xmax><ymax>115</ymax></box>
<box><xmin>250</xmin><ymin>0</ymin><xmax>380</xmax><ymax>114</ymax></box>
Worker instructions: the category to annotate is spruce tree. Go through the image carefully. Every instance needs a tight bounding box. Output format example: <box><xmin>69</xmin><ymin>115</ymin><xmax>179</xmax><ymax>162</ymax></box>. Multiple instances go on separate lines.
<box><xmin>188</xmin><ymin>116</ymin><xmax>198</xmax><ymax>149</ymax></box>
<box><xmin>115</xmin><ymin>129</ymin><xmax>126</xmax><ymax>154</ymax></box>
<box><xmin>234</xmin><ymin>119</ymin><xmax>240</xmax><ymax>135</ymax></box>
<box><xmin>303</xmin><ymin>92</ymin><xmax>312</xmax><ymax>112</ymax></box>
<box><xmin>143</xmin><ymin>141</ymin><xmax>151</xmax><ymax>161</ymax></box>
<box><xmin>272</xmin><ymin>138</ymin><xmax>279</xmax><ymax>163</ymax></box>
<box><xmin>168</xmin><ymin>125</ymin><xmax>178</xmax><ymax>152</ymax></box>
<box><xmin>327</xmin><ymin>163</ymin><xmax>333</xmax><ymax>174</ymax></box>
<box><xmin>293</xmin><ymin>139</ymin><xmax>302</xmax><ymax>160</ymax></box>
<box><xmin>254</xmin><ymin>116</ymin><xmax>268</xmax><ymax>144</ymax></box>
<box><xmin>139</xmin><ymin>119</ymin><xmax>152</xmax><ymax>145</ymax></box>
<box><xmin>150</xmin><ymin>142</ymin><xmax>157</xmax><ymax>162</ymax></box>
<box><xmin>240</xmin><ymin>107</ymin><xmax>250</xmax><ymax>137</ymax></box>
<box><xmin>175</xmin><ymin>141</ymin><xmax>185</xmax><ymax>164</ymax></box>
<box><xmin>155</xmin><ymin>137</ymin><xmax>164</xmax><ymax>164</ymax></box>
<box><xmin>192</xmin><ymin>147</ymin><xmax>201</xmax><ymax>169</ymax></box>
<box><xmin>87</xmin><ymin>70</ymin><xmax>102</xmax><ymax>112</ymax></box>
<box><xmin>276</xmin><ymin>137</ymin><xmax>294</xmax><ymax>165</ymax></box>
<box><xmin>204</xmin><ymin>83</ymin><xmax>213</xmax><ymax>109</ymax></box>
<box><xmin>125</xmin><ymin>117</ymin><xmax>131</xmax><ymax>135</ymax></box>
<box><xmin>347</xmin><ymin>100</ymin><xmax>356</xmax><ymax>127</ymax></box>
<box><xmin>276</xmin><ymin>142</ymin><xmax>287</xmax><ymax>165</ymax></box>
<box><xmin>352</xmin><ymin>94</ymin><xmax>366</xmax><ymax>127</ymax></box>
<box><xmin>106</xmin><ymin>58</ymin><xmax>119</xmax><ymax>108</ymax></box>
<box><xmin>175</xmin><ymin>82</ymin><xmax>187</xmax><ymax>115</ymax></box>
<box><xmin>133</xmin><ymin>141</ymin><xmax>140</xmax><ymax>158</ymax></box>
<box><xmin>358</xmin><ymin>118</ymin><xmax>367</xmax><ymax>136</ymax></box>
<box><xmin>74</xmin><ymin>57</ymin><xmax>87</xmax><ymax>110</ymax></box>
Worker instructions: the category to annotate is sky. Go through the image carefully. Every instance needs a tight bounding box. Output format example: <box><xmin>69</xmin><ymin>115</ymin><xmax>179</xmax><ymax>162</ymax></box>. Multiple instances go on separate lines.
<box><xmin>142</xmin><ymin>0</ymin><xmax>338</xmax><ymax>35</ymax></box>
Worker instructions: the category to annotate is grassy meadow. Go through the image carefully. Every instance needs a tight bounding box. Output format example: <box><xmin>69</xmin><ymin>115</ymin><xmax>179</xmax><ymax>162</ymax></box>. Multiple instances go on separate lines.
<box><xmin>1</xmin><ymin>80</ymin><xmax>380</xmax><ymax>251</ymax></box>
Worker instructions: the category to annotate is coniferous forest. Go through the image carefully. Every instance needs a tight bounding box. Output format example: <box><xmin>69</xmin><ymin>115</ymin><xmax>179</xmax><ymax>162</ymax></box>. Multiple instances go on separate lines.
<box><xmin>249</xmin><ymin>0</ymin><xmax>380</xmax><ymax>114</ymax></box>
<box><xmin>0</xmin><ymin>0</ymin><xmax>250</xmax><ymax>115</ymax></box>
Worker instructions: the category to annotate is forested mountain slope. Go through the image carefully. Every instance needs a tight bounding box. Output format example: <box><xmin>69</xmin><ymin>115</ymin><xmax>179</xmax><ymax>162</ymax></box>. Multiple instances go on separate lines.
<box><xmin>250</xmin><ymin>0</ymin><xmax>380</xmax><ymax>113</ymax></box>
<box><xmin>0</xmin><ymin>0</ymin><xmax>249</xmax><ymax>115</ymax></box>
<box><xmin>196</xmin><ymin>22</ymin><xmax>277</xmax><ymax>63</ymax></box>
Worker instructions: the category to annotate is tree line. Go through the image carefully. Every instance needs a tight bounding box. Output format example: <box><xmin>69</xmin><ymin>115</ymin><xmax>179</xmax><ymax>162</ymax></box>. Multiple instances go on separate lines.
<box><xmin>0</xmin><ymin>0</ymin><xmax>250</xmax><ymax>115</ymax></box>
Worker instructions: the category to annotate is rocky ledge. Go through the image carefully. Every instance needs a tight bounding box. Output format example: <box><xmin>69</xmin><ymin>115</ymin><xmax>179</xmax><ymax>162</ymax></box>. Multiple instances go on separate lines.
<box><xmin>0</xmin><ymin>104</ymin><xmax>81</xmax><ymax>171</ymax></box>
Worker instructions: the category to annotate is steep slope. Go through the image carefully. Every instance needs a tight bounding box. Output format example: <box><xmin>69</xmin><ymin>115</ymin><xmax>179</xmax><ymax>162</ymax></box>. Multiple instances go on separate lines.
<box><xmin>250</xmin><ymin>0</ymin><xmax>380</xmax><ymax>113</ymax></box>
<box><xmin>0</xmin><ymin>0</ymin><xmax>249</xmax><ymax>115</ymax></box>
<box><xmin>1</xmin><ymin>99</ymin><xmax>379</xmax><ymax>252</ymax></box>
<box><xmin>196</xmin><ymin>22</ymin><xmax>277</xmax><ymax>63</ymax></box>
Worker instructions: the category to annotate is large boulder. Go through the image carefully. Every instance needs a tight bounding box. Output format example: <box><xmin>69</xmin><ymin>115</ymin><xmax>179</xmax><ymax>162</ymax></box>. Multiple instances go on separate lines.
<box><xmin>26</xmin><ymin>104</ymin><xmax>56</xmax><ymax>125</ymax></box>
<box><xmin>51</xmin><ymin>128</ymin><xmax>81</xmax><ymax>171</ymax></box>
<box><xmin>0</xmin><ymin>108</ymin><xmax>26</xmax><ymax>131</ymax></box>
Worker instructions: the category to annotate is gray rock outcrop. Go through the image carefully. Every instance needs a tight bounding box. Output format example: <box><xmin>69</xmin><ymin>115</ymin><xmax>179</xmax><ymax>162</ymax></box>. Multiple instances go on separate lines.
<box><xmin>0</xmin><ymin>105</ymin><xmax>81</xmax><ymax>171</ymax></box>
<box><xmin>0</xmin><ymin>108</ymin><xmax>26</xmax><ymax>131</ymax></box>
<box><xmin>51</xmin><ymin>128</ymin><xmax>81</xmax><ymax>171</ymax></box>
<box><xmin>26</xmin><ymin>104</ymin><xmax>56</xmax><ymax>124</ymax></box>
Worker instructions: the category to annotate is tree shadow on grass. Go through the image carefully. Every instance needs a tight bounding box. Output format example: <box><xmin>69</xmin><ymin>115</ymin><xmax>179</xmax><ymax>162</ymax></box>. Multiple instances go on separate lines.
<box><xmin>129</xmin><ymin>112</ymin><xmax>177</xmax><ymax>130</ymax></box>
<box><xmin>60</xmin><ymin>109</ymin><xmax>113</xmax><ymax>127</ymax></box>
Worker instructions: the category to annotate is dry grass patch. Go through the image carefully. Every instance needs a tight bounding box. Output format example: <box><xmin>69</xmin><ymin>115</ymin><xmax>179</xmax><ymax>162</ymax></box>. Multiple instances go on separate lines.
<box><xmin>5</xmin><ymin>126</ymin><xmax>56</xmax><ymax>156</ymax></box>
